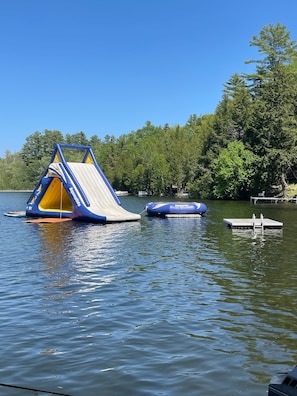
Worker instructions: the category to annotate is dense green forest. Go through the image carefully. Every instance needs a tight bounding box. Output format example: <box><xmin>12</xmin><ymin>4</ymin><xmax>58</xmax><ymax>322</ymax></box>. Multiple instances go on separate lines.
<box><xmin>1</xmin><ymin>23</ymin><xmax>297</xmax><ymax>200</ymax></box>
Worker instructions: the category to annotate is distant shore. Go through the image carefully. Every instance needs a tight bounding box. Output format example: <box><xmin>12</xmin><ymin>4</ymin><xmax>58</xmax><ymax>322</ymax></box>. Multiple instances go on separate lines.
<box><xmin>0</xmin><ymin>190</ymin><xmax>31</xmax><ymax>192</ymax></box>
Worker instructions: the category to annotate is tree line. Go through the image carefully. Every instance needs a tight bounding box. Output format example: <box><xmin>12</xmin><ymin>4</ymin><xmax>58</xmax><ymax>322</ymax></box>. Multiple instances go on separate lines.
<box><xmin>1</xmin><ymin>23</ymin><xmax>297</xmax><ymax>200</ymax></box>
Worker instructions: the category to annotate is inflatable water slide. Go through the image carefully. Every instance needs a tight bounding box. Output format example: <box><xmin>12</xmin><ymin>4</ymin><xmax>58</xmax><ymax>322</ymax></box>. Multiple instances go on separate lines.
<box><xmin>26</xmin><ymin>143</ymin><xmax>141</xmax><ymax>223</ymax></box>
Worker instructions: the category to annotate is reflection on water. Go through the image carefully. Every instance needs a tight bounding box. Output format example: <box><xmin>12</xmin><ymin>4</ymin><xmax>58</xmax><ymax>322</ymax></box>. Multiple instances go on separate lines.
<box><xmin>231</xmin><ymin>227</ymin><xmax>283</xmax><ymax>242</ymax></box>
<box><xmin>33</xmin><ymin>220</ymin><xmax>142</xmax><ymax>305</ymax></box>
<box><xmin>2</xmin><ymin>193</ymin><xmax>297</xmax><ymax>395</ymax></box>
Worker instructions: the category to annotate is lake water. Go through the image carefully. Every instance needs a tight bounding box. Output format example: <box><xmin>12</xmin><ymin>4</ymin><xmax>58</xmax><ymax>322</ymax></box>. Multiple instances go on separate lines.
<box><xmin>1</xmin><ymin>192</ymin><xmax>297</xmax><ymax>396</ymax></box>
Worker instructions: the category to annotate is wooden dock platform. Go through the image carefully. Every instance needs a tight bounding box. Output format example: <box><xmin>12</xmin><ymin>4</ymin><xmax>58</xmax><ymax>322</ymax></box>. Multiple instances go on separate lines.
<box><xmin>224</xmin><ymin>214</ymin><xmax>283</xmax><ymax>229</ymax></box>
<box><xmin>250</xmin><ymin>196</ymin><xmax>297</xmax><ymax>204</ymax></box>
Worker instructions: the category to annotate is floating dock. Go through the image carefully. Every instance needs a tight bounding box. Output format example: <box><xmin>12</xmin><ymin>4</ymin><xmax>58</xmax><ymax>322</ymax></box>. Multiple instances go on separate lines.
<box><xmin>165</xmin><ymin>213</ymin><xmax>202</xmax><ymax>218</ymax></box>
<box><xmin>224</xmin><ymin>214</ymin><xmax>283</xmax><ymax>229</ymax></box>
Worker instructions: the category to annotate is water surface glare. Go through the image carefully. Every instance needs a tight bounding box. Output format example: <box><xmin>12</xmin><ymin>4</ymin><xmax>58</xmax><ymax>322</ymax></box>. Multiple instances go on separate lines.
<box><xmin>1</xmin><ymin>192</ymin><xmax>297</xmax><ymax>395</ymax></box>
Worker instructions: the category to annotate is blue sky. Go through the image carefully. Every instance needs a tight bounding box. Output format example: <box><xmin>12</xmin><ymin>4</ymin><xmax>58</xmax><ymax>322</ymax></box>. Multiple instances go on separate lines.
<box><xmin>1</xmin><ymin>0</ymin><xmax>297</xmax><ymax>157</ymax></box>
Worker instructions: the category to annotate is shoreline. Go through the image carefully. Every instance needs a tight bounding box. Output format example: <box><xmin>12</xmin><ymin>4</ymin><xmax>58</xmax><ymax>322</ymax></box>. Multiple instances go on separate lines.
<box><xmin>0</xmin><ymin>190</ymin><xmax>31</xmax><ymax>192</ymax></box>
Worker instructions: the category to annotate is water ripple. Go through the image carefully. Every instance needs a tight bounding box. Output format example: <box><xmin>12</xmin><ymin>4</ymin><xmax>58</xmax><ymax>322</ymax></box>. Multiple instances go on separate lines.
<box><xmin>1</xmin><ymin>194</ymin><xmax>297</xmax><ymax>395</ymax></box>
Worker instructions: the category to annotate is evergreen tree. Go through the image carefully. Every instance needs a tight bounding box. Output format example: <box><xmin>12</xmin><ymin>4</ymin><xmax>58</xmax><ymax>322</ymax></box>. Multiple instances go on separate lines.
<box><xmin>245</xmin><ymin>24</ymin><xmax>297</xmax><ymax>195</ymax></box>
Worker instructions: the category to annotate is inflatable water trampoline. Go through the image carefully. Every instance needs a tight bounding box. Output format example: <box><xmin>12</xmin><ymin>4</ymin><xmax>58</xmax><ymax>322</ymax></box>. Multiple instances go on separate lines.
<box><xmin>145</xmin><ymin>202</ymin><xmax>207</xmax><ymax>218</ymax></box>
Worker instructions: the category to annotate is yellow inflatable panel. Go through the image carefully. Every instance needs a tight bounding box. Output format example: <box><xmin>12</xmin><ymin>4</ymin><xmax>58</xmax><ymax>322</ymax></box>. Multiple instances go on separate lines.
<box><xmin>39</xmin><ymin>178</ymin><xmax>73</xmax><ymax>212</ymax></box>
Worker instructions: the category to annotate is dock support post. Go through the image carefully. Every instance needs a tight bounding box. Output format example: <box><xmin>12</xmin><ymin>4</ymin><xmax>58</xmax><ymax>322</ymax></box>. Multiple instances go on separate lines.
<box><xmin>260</xmin><ymin>213</ymin><xmax>264</xmax><ymax>230</ymax></box>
